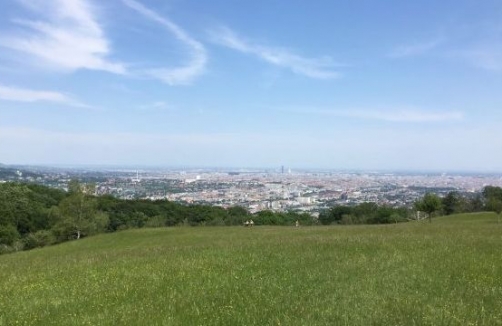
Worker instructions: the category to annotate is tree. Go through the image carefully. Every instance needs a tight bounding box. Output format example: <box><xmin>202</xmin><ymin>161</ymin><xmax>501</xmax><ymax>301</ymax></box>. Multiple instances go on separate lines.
<box><xmin>55</xmin><ymin>180</ymin><xmax>108</xmax><ymax>240</ymax></box>
<box><xmin>442</xmin><ymin>191</ymin><xmax>460</xmax><ymax>215</ymax></box>
<box><xmin>226</xmin><ymin>206</ymin><xmax>249</xmax><ymax>225</ymax></box>
<box><xmin>415</xmin><ymin>193</ymin><xmax>442</xmax><ymax>223</ymax></box>
<box><xmin>486</xmin><ymin>198</ymin><xmax>502</xmax><ymax>224</ymax></box>
<box><xmin>0</xmin><ymin>224</ymin><xmax>20</xmax><ymax>246</ymax></box>
<box><xmin>0</xmin><ymin>183</ymin><xmax>33</xmax><ymax>234</ymax></box>
<box><xmin>482</xmin><ymin>186</ymin><xmax>502</xmax><ymax>222</ymax></box>
<box><xmin>319</xmin><ymin>206</ymin><xmax>353</xmax><ymax>225</ymax></box>
<box><xmin>482</xmin><ymin>186</ymin><xmax>502</xmax><ymax>202</ymax></box>
<box><xmin>353</xmin><ymin>202</ymin><xmax>378</xmax><ymax>222</ymax></box>
<box><xmin>467</xmin><ymin>194</ymin><xmax>484</xmax><ymax>212</ymax></box>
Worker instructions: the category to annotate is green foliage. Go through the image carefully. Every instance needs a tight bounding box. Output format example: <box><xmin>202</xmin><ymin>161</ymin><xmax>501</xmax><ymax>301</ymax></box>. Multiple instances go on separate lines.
<box><xmin>486</xmin><ymin>198</ymin><xmax>502</xmax><ymax>214</ymax></box>
<box><xmin>319</xmin><ymin>205</ymin><xmax>352</xmax><ymax>224</ymax></box>
<box><xmin>482</xmin><ymin>186</ymin><xmax>502</xmax><ymax>223</ymax></box>
<box><xmin>442</xmin><ymin>191</ymin><xmax>460</xmax><ymax>215</ymax></box>
<box><xmin>23</xmin><ymin>230</ymin><xmax>55</xmax><ymax>249</ymax></box>
<box><xmin>254</xmin><ymin>210</ymin><xmax>278</xmax><ymax>225</ymax></box>
<box><xmin>482</xmin><ymin>186</ymin><xmax>502</xmax><ymax>202</ymax></box>
<box><xmin>144</xmin><ymin>215</ymin><xmax>165</xmax><ymax>228</ymax></box>
<box><xmin>5</xmin><ymin>181</ymin><xmax>502</xmax><ymax>255</ymax></box>
<box><xmin>0</xmin><ymin>244</ymin><xmax>15</xmax><ymax>255</ymax></box>
<box><xmin>225</xmin><ymin>206</ymin><xmax>249</xmax><ymax>225</ymax></box>
<box><xmin>0</xmin><ymin>182</ymin><xmax>66</xmax><ymax>235</ymax></box>
<box><xmin>319</xmin><ymin>203</ymin><xmax>409</xmax><ymax>225</ymax></box>
<box><xmin>0</xmin><ymin>183</ymin><xmax>34</xmax><ymax>234</ymax></box>
<box><xmin>0</xmin><ymin>224</ymin><xmax>20</xmax><ymax>246</ymax></box>
<box><xmin>415</xmin><ymin>192</ymin><xmax>442</xmax><ymax>222</ymax></box>
<box><xmin>56</xmin><ymin>182</ymin><xmax>102</xmax><ymax>240</ymax></box>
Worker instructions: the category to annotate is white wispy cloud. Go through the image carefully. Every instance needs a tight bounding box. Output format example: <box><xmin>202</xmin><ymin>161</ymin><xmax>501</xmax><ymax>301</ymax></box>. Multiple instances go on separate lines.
<box><xmin>390</xmin><ymin>28</ymin><xmax>502</xmax><ymax>72</ymax></box>
<box><xmin>389</xmin><ymin>38</ymin><xmax>443</xmax><ymax>58</ymax></box>
<box><xmin>288</xmin><ymin>107</ymin><xmax>464</xmax><ymax>123</ymax></box>
<box><xmin>0</xmin><ymin>0</ymin><xmax>125</xmax><ymax>74</ymax></box>
<box><xmin>122</xmin><ymin>0</ymin><xmax>207</xmax><ymax>85</ymax></box>
<box><xmin>209</xmin><ymin>27</ymin><xmax>341</xmax><ymax>79</ymax></box>
<box><xmin>0</xmin><ymin>84</ymin><xmax>89</xmax><ymax>107</ymax></box>
<box><xmin>1</xmin><ymin>0</ymin><xmax>206</xmax><ymax>85</ymax></box>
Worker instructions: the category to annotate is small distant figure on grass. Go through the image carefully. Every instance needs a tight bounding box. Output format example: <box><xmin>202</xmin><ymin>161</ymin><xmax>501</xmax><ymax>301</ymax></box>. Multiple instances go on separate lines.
<box><xmin>249</xmin><ymin>219</ymin><xmax>254</xmax><ymax>227</ymax></box>
<box><xmin>295</xmin><ymin>220</ymin><xmax>300</xmax><ymax>227</ymax></box>
<box><xmin>244</xmin><ymin>220</ymin><xmax>250</xmax><ymax>227</ymax></box>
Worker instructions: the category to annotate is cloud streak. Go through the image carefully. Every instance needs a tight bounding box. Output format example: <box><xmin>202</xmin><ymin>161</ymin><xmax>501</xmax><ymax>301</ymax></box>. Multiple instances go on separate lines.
<box><xmin>0</xmin><ymin>84</ymin><xmax>89</xmax><ymax>107</ymax></box>
<box><xmin>1</xmin><ymin>0</ymin><xmax>207</xmax><ymax>85</ymax></box>
<box><xmin>0</xmin><ymin>0</ymin><xmax>125</xmax><ymax>74</ymax></box>
<box><xmin>122</xmin><ymin>0</ymin><xmax>207</xmax><ymax>85</ymax></box>
<box><xmin>389</xmin><ymin>29</ymin><xmax>502</xmax><ymax>73</ymax></box>
<box><xmin>210</xmin><ymin>27</ymin><xmax>341</xmax><ymax>79</ymax></box>
<box><xmin>389</xmin><ymin>38</ymin><xmax>443</xmax><ymax>58</ymax></box>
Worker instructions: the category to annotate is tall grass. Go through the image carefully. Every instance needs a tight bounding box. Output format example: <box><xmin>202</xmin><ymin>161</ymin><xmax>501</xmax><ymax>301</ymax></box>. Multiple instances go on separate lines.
<box><xmin>1</xmin><ymin>212</ymin><xmax>501</xmax><ymax>325</ymax></box>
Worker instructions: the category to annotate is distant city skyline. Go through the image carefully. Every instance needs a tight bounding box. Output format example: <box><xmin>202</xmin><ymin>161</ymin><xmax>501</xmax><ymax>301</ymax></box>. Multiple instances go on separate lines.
<box><xmin>1</xmin><ymin>0</ymin><xmax>502</xmax><ymax>171</ymax></box>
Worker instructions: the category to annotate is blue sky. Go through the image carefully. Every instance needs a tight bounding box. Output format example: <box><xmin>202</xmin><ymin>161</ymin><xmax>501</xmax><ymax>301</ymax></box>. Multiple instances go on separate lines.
<box><xmin>1</xmin><ymin>0</ymin><xmax>502</xmax><ymax>171</ymax></box>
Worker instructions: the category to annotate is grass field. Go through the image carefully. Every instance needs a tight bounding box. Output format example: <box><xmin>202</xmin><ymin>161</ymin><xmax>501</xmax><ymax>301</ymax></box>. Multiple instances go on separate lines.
<box><xmin>1</xmin><ymin>213</ymin><xmax>502</xmax><ymax>325</ymax></box>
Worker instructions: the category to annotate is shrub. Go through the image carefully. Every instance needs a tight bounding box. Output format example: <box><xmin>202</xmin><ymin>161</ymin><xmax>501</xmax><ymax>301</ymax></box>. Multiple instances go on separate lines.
<box><xmin>0</xmin><ymin>224</ymin><xmax>20</xmax><ymax>246</ymax></box>
<box><xmin>23</xmin><ymin>230</ymin><xmax>56</xmax><ymax>250</ymax></box>
<box><xmin>0</xmin><ymin>244</ymin><xmax>14</xmax><ymax>255</ymax></box>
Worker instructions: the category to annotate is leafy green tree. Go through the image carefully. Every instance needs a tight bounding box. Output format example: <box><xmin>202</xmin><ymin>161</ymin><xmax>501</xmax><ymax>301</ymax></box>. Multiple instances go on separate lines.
<box><xmin>372</xmin><ymin>206</ymin><xmax>403</xmax><ymax>224</ymax></box>
<box><xmin>55</xmin><ymin>180</ymin><xmax>108</xmax><ymax>240</ymax></box>
<box><xmin>481</xmin><ymin>186</ymin><xmax>502</xmax><ymax>222</ymax></box>
<box><xmin>23</xmin><ymin>230</ymin><xmax>55</xmax><ymax>249</ymax></box>
<box><xmin>486</xmin><ymin>198</ymin><xmax>502</xmax><ymax>224</ymax></box>
<box><xmin>0</xmin><ymin>183</ymin><xmax>33</xmax><ymax>234</ymax></box>
<box><xmin>415</xmin><ymin>193</ymin><xmax>442</xmax><ymax>223</ymax></box>
<box><xmin>482</xmin><ymin>186</ymin><xmax>502</xmax><ymax>202</ymax></box>
<box><xmin>319</xmin><ymin>206</ymin><xmax>353</xmax><ymax>225</ymax></box>
<box><xmin>442</xmin><ymin>191</ymin><xmax>460</xmax><ymax>215</ymax></box>
<box><xmin>0</xmin><ymin>224</ymin><xmax>20</xmax><ymax>246</ymax></box>
<box><xmin>339</xmin><ymin>214</ymin><xmax>356</xmax><ymax>225</ymax></box>
<box><xmin>353</xmin><ymin>202</ymin><xmax>378</xmax><ymax>222</ymax></box>
<box><xmin>226</xmin><ymin>206</ymin><xmax>249</xmax><ymax>225</ymax></box>
<box><xmin>467</xmin><ymin>194</ymin><xmax>484</xmax><ymax>212</ymax></box>
<box><xmin>254</xmin><ymin>210</ymin><xmax>278</xmax><ymax>225</ymax></box>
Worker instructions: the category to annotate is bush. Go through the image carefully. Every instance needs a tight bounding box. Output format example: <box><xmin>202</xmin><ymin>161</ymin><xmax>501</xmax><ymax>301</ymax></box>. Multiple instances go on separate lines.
<box><xmin>0</xmin><ymin>244</ymin><xmax>14</xmax><ymax>255</ymax></box>
<box><xmin>0</xmin><ymin>224</ymin><xmax>20</xmax><ymax>246</ymax></box>
<box><xmin>206</xmin><ymin>216</ymin><xmax>225</xmax><ymax>226</ymax></box>
<box><xmin>23</xmin><ymin>230</ymin><xmax>56</xmax><ymax>250</ymax></box>
<box><xmin>145</xmin><ymin>215</ymin><xmax>165</xmax><ymax>228</ymax></box>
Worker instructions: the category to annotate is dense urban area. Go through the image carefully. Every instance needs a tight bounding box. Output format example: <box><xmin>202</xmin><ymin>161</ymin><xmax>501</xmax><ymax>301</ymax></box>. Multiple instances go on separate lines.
<box><xmin>2</xmin><ymin>163</ymin><xmax>501</xmax><ymax>215</ymax></box>
<box><xmin>3</xmin><ymin>163</ymin><xmax>502</xmax><ymax>254</ymax></box>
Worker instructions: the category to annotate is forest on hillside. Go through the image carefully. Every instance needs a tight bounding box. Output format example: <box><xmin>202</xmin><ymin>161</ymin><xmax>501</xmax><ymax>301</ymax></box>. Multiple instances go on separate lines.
<box><xmin>1</xmin><ymin>181</ymin><xmax>501</xmax><ymax>254</ymax></box>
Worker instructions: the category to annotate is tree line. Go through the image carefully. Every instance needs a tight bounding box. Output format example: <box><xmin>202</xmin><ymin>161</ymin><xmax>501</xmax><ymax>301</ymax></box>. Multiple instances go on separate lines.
<box><xmin>0</xmin><ymin>181</ymin><xmax>315</xmax><ymax>254</ymax></box>
<box><xmin>414</xmin><ymin>187</ymin><xmax>502</xmax><ymax>222</ymax></box>
<box><xmin>317</xmin><ymin>187</ymin><xmax>501</xmax><ymax>225</ymax></box>
<box><xmin>2</xmin><ymin>181</ymin><xmax>502</xmax><ymax>254</ymax></box>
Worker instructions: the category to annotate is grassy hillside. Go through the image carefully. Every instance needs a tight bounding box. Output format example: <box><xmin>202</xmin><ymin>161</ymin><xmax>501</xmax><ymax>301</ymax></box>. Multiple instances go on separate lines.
<box><xmin>1</xmin><ymin>213</ymin><xmax>501</xmax><ymax>325</ymax></box>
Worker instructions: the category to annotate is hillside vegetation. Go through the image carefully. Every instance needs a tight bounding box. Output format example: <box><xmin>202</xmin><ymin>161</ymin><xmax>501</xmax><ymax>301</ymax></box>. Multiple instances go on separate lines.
<box><xmin>1</xmin><ymin>213</ymin><xmax>501</xmax><ymax>325</ymax></box>
<box><xmin>1</xmin><ymin>181</ymin><xmax>418</xmax><ymax>254</ymax></box>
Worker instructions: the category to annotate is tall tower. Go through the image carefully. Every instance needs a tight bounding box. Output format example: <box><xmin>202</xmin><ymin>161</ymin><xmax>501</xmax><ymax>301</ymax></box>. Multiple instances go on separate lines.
<box><xmin>133</xmin><ymin>170</ymin><xmax>140</xmax><ymax>183</ymax></box>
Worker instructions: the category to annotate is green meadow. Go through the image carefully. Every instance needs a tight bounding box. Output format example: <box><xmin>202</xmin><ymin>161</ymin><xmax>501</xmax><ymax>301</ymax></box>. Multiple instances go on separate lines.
<box><xmin>1</xmin><ymin>213</ymin><xmax>501</xmax><ymax>325</ymax></box>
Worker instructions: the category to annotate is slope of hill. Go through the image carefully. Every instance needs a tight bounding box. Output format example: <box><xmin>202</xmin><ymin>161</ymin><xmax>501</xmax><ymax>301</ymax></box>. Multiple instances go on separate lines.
<box><xmin>1</xmin><ymin>213</ymin><xmax>501</xmax><ymax>325</ymax></box>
